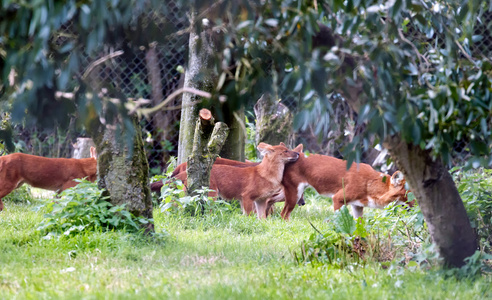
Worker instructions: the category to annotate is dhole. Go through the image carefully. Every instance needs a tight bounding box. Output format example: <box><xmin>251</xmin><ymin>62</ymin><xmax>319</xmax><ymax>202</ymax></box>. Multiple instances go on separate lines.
<box><xmin>209</xmin><ymin>142</ymin><xmax>299</xmax><ymax>218</ymax></box>
<box><xmin>0</xmin><ymin>147</ymin><xmax>98</xmax><ymax>211</ymax></box>
<box><xmin>277</xmin><ymin>143</ymin><xmax>413</xmax><ymax>220</ymax></box>
<box><xmin>151</xmin><ymin>150</ymin><xmax>307</xmax><ymax>208</ymax></box>
<box><xmin>150</xmin><ymin>158</ymin><xmax>259</xmax><ymax>193</ymax></box>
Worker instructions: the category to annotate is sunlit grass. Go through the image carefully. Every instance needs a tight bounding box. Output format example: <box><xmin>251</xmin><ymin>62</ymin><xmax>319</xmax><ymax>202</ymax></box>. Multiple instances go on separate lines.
<box><xmin>1</xmin><ymin>194</ymin><xmax>491</xmax><ymax>299</ymax></box>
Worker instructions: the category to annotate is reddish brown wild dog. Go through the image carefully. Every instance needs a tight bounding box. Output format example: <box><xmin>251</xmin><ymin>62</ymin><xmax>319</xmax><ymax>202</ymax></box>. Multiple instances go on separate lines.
<box><xmin>154</xmin><ymin>143</ymin><xmax>299</xmax><ymax>218</ymax></box>
<box><xmin>209</xmin><ymin>142</ymin><xmax>299</xmax><ymax>218</ymax></box>
<box><xmin>151</xmin><ymin>151</ymin><xmax>306</xmax><ymax>213</ymax></box>
<box><xmin>0</xmin><ymin>147</ymin><xmax>98</xmax><ymax>211</ymax></box>
<box><xmin>150</xmin><ymin>158</ymin><xmax>259</xmax><ymax>193</ymax></box>
<box><xmin>277</xmin><ymin>143</ymin><xmax>413</xmax><ymax>220</ymax></box>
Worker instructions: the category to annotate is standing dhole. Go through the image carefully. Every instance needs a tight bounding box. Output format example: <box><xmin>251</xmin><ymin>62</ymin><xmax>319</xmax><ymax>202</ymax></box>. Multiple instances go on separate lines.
<box><xmin>276</xmin><ymin>143</ymin><xmax>413</xmax><ymax>220</ymax></box>
<box><xmin>209</xmin><ymin>142</ymin><xmax>299</xmax><ymax>218</ymax></box>
<box><xmin>0</xmin><ymin>147</ymin><xmax>98</xmax><ymax>211</ymax></box>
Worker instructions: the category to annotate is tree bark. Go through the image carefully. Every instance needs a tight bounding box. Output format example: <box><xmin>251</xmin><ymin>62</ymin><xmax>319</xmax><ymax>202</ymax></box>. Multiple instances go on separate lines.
<box><xmin>385</xmin><ymin>135</ymin><xmax>477</xmax><ymax>267</ymax></box>
<box><xmin>72</xmin><ymin>137</ymin><xmax>96</xmax><ymax>159</ymax></box>
<box><xmin>186</xmin><ymin>109</ymin><xmax>229</xmax><ymax>196</ymax></box>
<box><xmin>90</xmin><ymin>117</ymin><xmax>154</xmax><ymax>233</ymax></box>
<box><xmin>218</xmin><ymin>106</ymin><xmax>245</xmax><ymax>161</ymax></box>
<box><xmin>177</xmin><ymin>12</ymin><xmax>219</xmax><ymax>165</ymax></box>
<box><xmin>254</xmin><ymin>93</ymin><xmax>293</xmax><ymax>150</ymax></box>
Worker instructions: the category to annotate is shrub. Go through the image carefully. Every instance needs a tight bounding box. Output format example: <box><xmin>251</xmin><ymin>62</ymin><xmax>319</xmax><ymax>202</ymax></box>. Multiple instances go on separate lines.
<box><xmin>154</xmin><ymin>157</ymin><xmax>234</xmax><ymax>217</ymax></box>
<box><xmin>294</xmin><ymin>205</ymin><xmax>367</xmax><ymax>267</ymax></box>
<box><xmin>37</xmin><ymin>179</ymin><xmax>152</xmax><ymax>238</ymax></box>
<box><xmin>453</xmin><ymin>167</ymin><xmax>492</xmax><ymax>253</ymax></box>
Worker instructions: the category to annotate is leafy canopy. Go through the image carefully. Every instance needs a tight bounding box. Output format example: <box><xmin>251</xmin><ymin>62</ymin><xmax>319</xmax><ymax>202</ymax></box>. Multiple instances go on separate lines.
<box><xmin>1</xmin><ymin>0</ymin><xmax>491</xmax><ymax>167</ymax></box>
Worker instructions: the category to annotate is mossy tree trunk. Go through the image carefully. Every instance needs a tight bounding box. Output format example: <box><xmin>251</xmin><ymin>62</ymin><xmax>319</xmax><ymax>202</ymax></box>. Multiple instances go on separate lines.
<box><xmin>177</xmin><ymin>11</ymin><xmax>220</xmax><ymax>165</ymax></box>
<box><xmin>186</xmin><ymin>109</ymin><xmax>229</xmax><ymax>196</ymax></box>
<box><xmin>254</xmin><ymin>93</ymin><xmax>293</xmax><ymax>151</ymax></box>
<box><xmin>385</xmin><ymin>136</ymin><xmax>477</xmax><ymax>267</ymax></box>
<box><xmin>90</xmin><ymin>117</ymin><xmax>154</xmax><ymax>233</ymax></box>
<box><xmin>217</xmin><ymin>105</ymin><xmax>245</xmax><ymax>161</ymax></box>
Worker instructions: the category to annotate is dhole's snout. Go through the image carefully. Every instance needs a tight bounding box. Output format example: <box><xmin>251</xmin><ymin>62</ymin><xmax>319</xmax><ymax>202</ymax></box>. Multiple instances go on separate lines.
<box><xmin>287</xmin><ymin>152</ymin><xmax>299</xmax><ymax>162</ymax></box>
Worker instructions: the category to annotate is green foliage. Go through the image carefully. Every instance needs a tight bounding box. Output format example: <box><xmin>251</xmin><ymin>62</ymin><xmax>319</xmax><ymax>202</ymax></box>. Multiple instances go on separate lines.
<box><xmin>333</xmin><ymin>205</ymin><xmax>356</xmax><ymax>235</ymax></box>
<box><xmin>159</xmin><ymin>179</ymin><xmax>232</xmax><ymax>217</ymax></box>
<box><xmin>295</xmin><ymin>205</ymin><xmax>365</xmax><ymax>267</ymax></box>
<box><xmin>453</xmin><ymin>167</ymin><xmax>492</xmax><ymax>253</ymax></box>
<box><xmin>245</xmin><ymin>113</ymin><xmax>259</xmax><ymax>161</ymax></box>
<box><xmin>155</xmin><ymin>157</ymin><xmax>234</xmax><ymax>216</ymax></box>
<box><xmin>37</xmin><ymin>179</ymin><xmax>152</xmax><ymax>238</ymax></box>
<box><xmin>2</xmin><ymin>185</ymin><xmax>32</xmax><ymax>205</ymax></box>
<box><xmin>296</xmin><ymin>202</ymin><xmax>434</xmax><ymax>269</ymax></box>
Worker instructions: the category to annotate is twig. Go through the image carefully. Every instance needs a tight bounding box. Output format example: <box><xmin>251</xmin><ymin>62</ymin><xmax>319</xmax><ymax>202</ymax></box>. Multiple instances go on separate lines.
<box><xmin>398</xmin><ymin>28</ymin><xmax>431</xmax><ymax>79</ymax></box>
<box><xmin>454</xmin><ymin>39</ymin><xmax>478</xmax><ymax>66</ymax></box>
<box><xmin>138</xmin><ymin>87</ymin><xmax>212</xmax><ymax>117</ymax></box>
<box><xmin>82</xmin><ymin>50</ymin><xmax>124</xmax><ymax>80</ymax></box>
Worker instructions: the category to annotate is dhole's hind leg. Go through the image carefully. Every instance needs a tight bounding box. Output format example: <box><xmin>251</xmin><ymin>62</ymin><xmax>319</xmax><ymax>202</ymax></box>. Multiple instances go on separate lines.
<box><xmin>254</xmin><ymin>200</ymin><xmax>269</xmax><ymax>219</ymax></box>
<box><xmin>61</xmin><ymin>180</ymin><xmax>79</xmax><ymax>192</ymax></box>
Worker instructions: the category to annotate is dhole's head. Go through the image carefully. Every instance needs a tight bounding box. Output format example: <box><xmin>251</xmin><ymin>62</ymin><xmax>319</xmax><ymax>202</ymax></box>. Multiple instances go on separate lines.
<box><xmin>257</xmin><ymin>142</ymin><xmax>299</xmax><ymax>164</ymax></box>
<box><xmin>385</xmin><ymin>171</ymin><xmax>414</xmax><ymax>208</ymax></box>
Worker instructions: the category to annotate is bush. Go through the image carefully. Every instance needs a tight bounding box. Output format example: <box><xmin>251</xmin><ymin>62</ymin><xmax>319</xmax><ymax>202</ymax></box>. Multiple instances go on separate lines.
<box><xmin>153</xmin><ymin>157</ymin><xmax>234</xmax><ymax>217</ymax></box>
<box><xmin>295</xmin><ymin>197</ymin><xmax>434</xmax><ymax>269</ymax></box>
<box><xmin>453</xmin><ymin>167</ymin><xmax>492</xmax><ymax>253</ymax></box>
<box><xmin>294</xmin><ymin>205</ymin><xmax>367</xmax><ymax>267</ymax></box>
<box><xmin>37</xmin><ymin>179</ymin><xmax>152</xmax><ymax>238</ymax></box>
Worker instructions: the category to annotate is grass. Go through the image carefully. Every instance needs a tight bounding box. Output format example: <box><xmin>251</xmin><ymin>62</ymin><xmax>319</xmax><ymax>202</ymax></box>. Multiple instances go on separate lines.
<box><xmin>1</xmin><ymin>190</ymin><xmax>491</xmax><ymax>299</ymax></box>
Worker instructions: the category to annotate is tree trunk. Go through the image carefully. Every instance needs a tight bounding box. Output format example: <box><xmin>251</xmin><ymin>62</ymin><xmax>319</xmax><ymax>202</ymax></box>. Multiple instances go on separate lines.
<box><xmin>254</xmin><ymin>93</ymin><xmax>293</xmax><ymax>150</ymax></box>
<box><xmin>177</xmin><ymin>12</ymin><xmax>219</xmax><ymax>165</ymax></box>
<box><xmin>218</xmin><ymin>105</ymin><xmax>245</xmax><ymax>161</ymax></box>
<box><xmin>145</xmin><ymin>43</ymin><xmax>179</xmax><ymax>169</ymax></box>
<box><xmin>186</xmin><ymin>109</ymin><xmax>229</xmax><ymax>196</ymax></box>
<box><xmin>385</xmin><ymin>135</ymin><xmax>477</xmax><ymax>267</ymax></box>
<box><xmin>91</xmin><ymin>117</ymin><xmax>154</xmax><ymax>233</ymax></box>
<box><xmin>72</xmin><ymin>137</ymin><xmax>96</xmax><ymax>159</ymax></box>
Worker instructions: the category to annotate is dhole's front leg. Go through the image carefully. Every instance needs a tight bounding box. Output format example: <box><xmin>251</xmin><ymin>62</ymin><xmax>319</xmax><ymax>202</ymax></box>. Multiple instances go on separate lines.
<box><xmin>280</xmin><ymin>185</ymin><xmax>299</xmax><ymax>220</ymax></box>
<box><xmin>241</xmin><ymin>198</ymin><xmax>255</xmax><ymax>216</ymax></box>
<box><xmin>0</xmin><ymin>181</ymin><xmax>20</xmax><ymax>211</ymax></box>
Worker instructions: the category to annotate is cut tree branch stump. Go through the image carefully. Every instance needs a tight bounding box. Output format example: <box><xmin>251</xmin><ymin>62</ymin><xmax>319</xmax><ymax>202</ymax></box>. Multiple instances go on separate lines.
<box><xmin>186</xmin><ymin>108</ymin><xmax>229</xmax><ymax>197</ymax></box>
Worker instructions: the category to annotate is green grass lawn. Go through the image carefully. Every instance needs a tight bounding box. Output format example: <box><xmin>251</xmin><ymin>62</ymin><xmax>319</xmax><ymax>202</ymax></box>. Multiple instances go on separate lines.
<box><xmin>1</xmin><ymin>192</ymin><xmax>491</xmax><ymax>299</ymax></box>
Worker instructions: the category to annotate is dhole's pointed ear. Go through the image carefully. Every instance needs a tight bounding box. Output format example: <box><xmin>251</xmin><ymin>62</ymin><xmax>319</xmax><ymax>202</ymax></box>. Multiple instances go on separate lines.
<box><xmin>90</xmin><ymin>147</ymin><xmax>98</xmax><ymax>159</ymax></box>
<box><xmin>390</xmin><ymin>171</ymin><xmax>405</xmax><ymax>187</ymax></box>
<box><xmin>292</xmin><ymin>144</ymin><xmax>303</xmax><ymax>153</ymax></box>
<box><xmin>257</xmin><ymin>142</ymin><xmax>274</xmax><ymax>155</ymax></box>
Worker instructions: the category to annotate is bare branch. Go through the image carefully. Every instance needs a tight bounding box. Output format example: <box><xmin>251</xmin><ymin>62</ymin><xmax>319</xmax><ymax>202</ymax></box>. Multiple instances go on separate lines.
<box><xmin>82</xmin><ymin>50</ymin><xmax>124</xmax><ymax>80</ymax></box>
